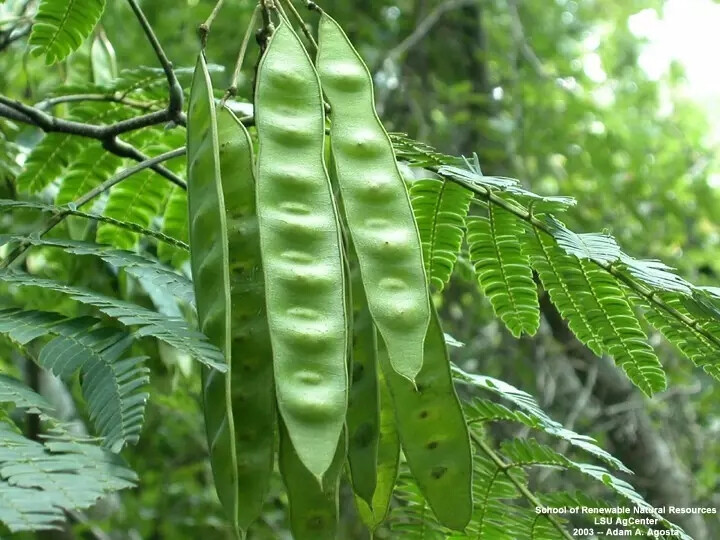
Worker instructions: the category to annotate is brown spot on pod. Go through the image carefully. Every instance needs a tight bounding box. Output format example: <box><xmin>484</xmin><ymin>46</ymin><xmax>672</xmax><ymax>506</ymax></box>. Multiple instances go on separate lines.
<box><xmin>431</xmin><ymin>466</ymin><xmax>448</xmax><ymax>479</ymax></box>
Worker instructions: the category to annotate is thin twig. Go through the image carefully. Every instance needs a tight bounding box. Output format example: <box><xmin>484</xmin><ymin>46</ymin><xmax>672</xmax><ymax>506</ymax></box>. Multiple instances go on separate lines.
<box><xmin>1</xmin><ymin>148</ymin><xmax>187</xmax><ymax>268</ymax></box>
<box><xmin>67</xmin><ymin>510</ymin><xmax>113</xmax><ymax>540</ymax></box>
<box><xmin>380</xmin><ymin>0</ymin><xmax>480</xmax><ymax>67</ymax></box>
<box><xmin>198</xmin><ymin>0</ymin><xmax>227</xmax><ymax>48</ymax></box>
<box><xmin>35</xmin><ymin>93</ymin><xmax>157</xmax><ymax>111</ymax></box>
<box><xmin>506</xmin><ymin>0</ymin><xmax>552</xmax><ymax>79</ymax></box>
<box><xmin>535</xmin><ymin>364</ymin><xmax>598</xmax><ymax>484</ymax></box>
<box><xmin>225</xmin><ymin>6</ymin><xmax>260</xmax><ymax>99</ymax></box>
<box><xmin>126</xmin><ymin>0</ymin><xmax>184</xmax><ymax>119</ymax></box>
<box><xmin>279</xmin><ymin>0</ymin><xmax>317</xmax><ymax>52</ymax></box>
<box><xmin>0</xmin><ymin>25</ymin><xmax>30</xmax><ymax>53</ymax></box>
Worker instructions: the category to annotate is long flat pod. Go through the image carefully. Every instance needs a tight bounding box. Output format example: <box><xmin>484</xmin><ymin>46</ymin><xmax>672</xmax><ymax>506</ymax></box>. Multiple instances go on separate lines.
<box><xmin>217</xmin><ymin>105</ymin><xmax>275</xmax><ymax>532</ymax></box>
<box><xmin>378</xmin><ymin>304</ymin><xmax>473</xmax><ymax>530</ymax></box>
<box><xmin>186</xmin><ymin>54</ymin><xmax>238</xmax><ymax>531</ymax></box>
<box><xmin>279</xmin><ymin>419</ymin><xmax>346</xmax><ymax>540</ymax></box>
<box><xmin>254</xmin><ymin>22</ymin><xmax>348</xmax><ymax>479</ymax></box>
<box><xmin>347</xmin><ymin>259</ymin><xmax>380</xmax><ymax>506</ymax></box>
<box><xmin>317</xmin><ymin>13</ymin><xmax>431</xmax><ymax>382</ymax></box>
<box><xmin>355</xmin><ymin>367</ymin><xmax>400</xmax><ymax>531</ymax></box>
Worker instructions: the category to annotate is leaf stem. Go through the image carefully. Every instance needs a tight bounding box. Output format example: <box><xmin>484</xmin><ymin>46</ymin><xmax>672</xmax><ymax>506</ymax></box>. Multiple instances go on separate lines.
<box><xmin>224</xmin><ymin>6</ymin><xmax>260</xmax><ymax>100</ymax></box>
<box><xmin>439</xmin><ymin>170</ymin><xmax>720</xmax><ymax>359</ymax></box>
<box><xmin>279</xmin><ymin>0</ymin><xmax>317</xmax><ymax>52</ymax></box>
<box><xmin>470</xmin><ymin>432</ymin><xmax>575</xmax><ymax>540</ymax></box>
<box><xmin>198</xmin><ymin>0</ymin><xmax>227</xmax><ymax>48</ymax></box>
<box><xmin>1</xmin><ymin>148</ymin><xmax>187</xmax><ymax>268</ymax></box>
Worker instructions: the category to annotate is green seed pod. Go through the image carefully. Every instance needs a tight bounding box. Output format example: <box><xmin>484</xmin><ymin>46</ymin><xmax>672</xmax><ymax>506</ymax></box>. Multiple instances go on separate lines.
<box><xmin>187</xmin><ymin>55</ymin><xmax>275</xmax><ymax>535</ymax></box>
<box><xmin>355</xmin><ymin>367</ymin><xmax>400</xmax><ymax>531</ymax></box>
<box><xmin>347</xmin><ymin>258</ymin><xmax>380</xmax><ymax>506</ymax></box>
<box><xmin>217</xmin><ymin>105</ymin><xmax>275</xmax><ymax>532</ymax></box>
<box><xmin>254</xmin><ymin>21</ymin><xmax>348</xmax><ymax>479</ymax></box>
<box><xmin>279</xmin><ymin>418</ymin><xmax>347</xmax><ymax>540</ymax></box>
<box><xmin>317</xmin><ymin>13</ymin><xmax>431</xmax><ymax>382</ymax></box>
<box><xmin>378</xmin><ymin>303</ymin><xmax>473</xmax><ymax>530</ymax></box>
<box><xmin>187</xmin><ymin>53</ymin><xmax>238</xmax><ymax>531</ymax></box>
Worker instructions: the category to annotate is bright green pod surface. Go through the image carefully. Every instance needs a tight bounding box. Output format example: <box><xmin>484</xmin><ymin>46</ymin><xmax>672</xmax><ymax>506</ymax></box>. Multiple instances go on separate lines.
<box><xmin>356</xmin><ymin>367</ymin><xmax>400</xmax><ymax>531</ymax></box>
<box><xmin>347</xmin><ymin>261</ymin><xmax>380</xmax><ymax>506</ymax></box>
<box><xmin>186</xmin><ymin>54</ymin><xmax>238</xmax><ymax>531</ymax></box>
<box><xmin>217</xmin><ymin>105</ymin><xmax>275</xmax><ymax>532</ymax></box>
<box><xmin>378</xmin><ymin>304</ymin><xmax>473</xmax><ymax>530</ymax></box>
<box><xmin>279</xmin><ymin>419</ymin><xmax>346</xmax><ymax>540</ymax></box>
<box><xmin>317</xmin><ymin>13</ymin><xmax>431</xmax><ymax>382</ymax></box>
<box><xmin>254</xmin><ymin>22</ymin><xmax>348</xmax><ymax>479</ymax></box>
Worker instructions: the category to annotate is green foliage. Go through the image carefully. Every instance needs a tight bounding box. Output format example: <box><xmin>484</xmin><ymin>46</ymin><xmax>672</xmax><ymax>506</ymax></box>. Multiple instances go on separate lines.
<box><xmin>404</xmin><ymin>135</ymin><xmax>718</xmax><ymax>396</ymax></box>
<box><xmin>385</xmin><ymin>365</ymin><xmax>690</xmax><ymax>539</ymax></box>
<box><xmin>38</xmin><ymin>329</ymin><xmax>148</xmax><ymax>451</ymax></box>
<box><xmin>2</xmin><ymin>237</ymin><xmax>194</xmax><ymax>303</ymax></box>
<box><xmin>158</xmin><ymin>186</ymin><xmax>189</xmax><ymax>266</ymax></box>
<box><xmin>0</xmin><ymin>310</ymin><xmax>148</xmax><ymax>450</ymax></box>
<box><xmin>0</xmin><ymin>199</ymin><xmax>189</xmax><ymax>250</ymax></box>
<box><xmin>410</xmin><ymin>177</ymin><xmax>473</xmax><ymax>291</ymax></box>
<box><xmin>467</xmin><ymin>206</ymin><xmax>540</xmax><ymax>337</ymax></box>
<box><xmin>0</xmin><ymin>376</ymin><xmax>136</xmax><ymax>533</ymax></box>
<box><xmin>29</xmin><ymin>0</ymin><xmax>107</xmax><ymax>64</ymax></box>
<box><xmin>2</xmin><ymin>2</ymin><xmax>720</xmax><ymax>538</ymax></box>
<box><xmin>0</xmin><ymin>271</ymin><xmax>223</xmax><ymax>369</ymax></box>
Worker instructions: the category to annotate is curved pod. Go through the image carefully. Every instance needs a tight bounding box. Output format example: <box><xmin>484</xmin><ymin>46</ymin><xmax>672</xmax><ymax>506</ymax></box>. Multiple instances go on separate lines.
<box><xmin>187</xmin><ymin>54</ymin><xmax>238</xmax><ymax>531</ymax></box>
<box><xmin>378</xmin><ymin>303</ymin><xmax>473</xmax><ymax>530</ymax></box>
<box><xmin>347</xmin><ymin>257</ymin><xmax>380</xmax><ymax>506</ymax></box>
<box><xmin>218</xmin><ymin>106</ymin><xmax>275</xmax><ymax>532</ymax></box>
<box><xmin>254</xmin><ymin>22</ymin><xmax>348</xmax><ymax>479</ymax></box>
<box><xmin>187</xmin><ymin>56</ymin><xmax>275</xmax><ymax>534</ymax></box>
<box><xmin>279</xmin><ymin>419</ymin><xmax>346</xmax><ymax>540</ymax></box>
<box><xmin>317</xmin><ymin>13</ymin><xmax>431</xmax><ymax>382</ymax></box>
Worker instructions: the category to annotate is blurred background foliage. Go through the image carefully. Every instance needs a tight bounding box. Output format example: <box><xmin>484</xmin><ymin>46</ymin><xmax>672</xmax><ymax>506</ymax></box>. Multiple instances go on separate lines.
<box><xmin>1</xmin><ymin>0</ymin><xmax>719</xmax><ymax>538</ymax></box>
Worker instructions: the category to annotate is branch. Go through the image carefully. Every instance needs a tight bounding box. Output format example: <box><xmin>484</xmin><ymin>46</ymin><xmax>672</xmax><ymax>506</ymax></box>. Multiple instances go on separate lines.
<box><xmin>0</xmin><ymin>25</ymin><xmax>29</xmax><ymax>53</ymax></box>
<box><xmin>0</xmin><ymin>147</ymin><xmax>187</xmax><ymax>268</ymax></box>
<box><xmin>35</xmin><ymin>93</ymin><xmax>157</xmax><ymax>111</ymax></box>
<box><xmin>380</xmin><ymin>0</ymin><xmax>480</xmax><ymax>67</ymax></box>
<box><xmin>471</xmin><ymin>432</ymin><xmax>575</xmax><ymax>540</ymax></box>
<box><xmin>126</xmin><ymin>0</ymin><xmax>184</xmax><ymax>120</ymax></box>
<box><xmin>506</xmin><ymin>0</ymin><xmax>553</xmax><ymax>79</ymax></box>
<box><xmin>104</xmin><ymin>138</ymin><xmax>186</xmax><ymax>188</ymax></box>
<box><xmin>0</xmin><ymin>97</ymin><xmax>184</xmax><ymax>186</ymax></box>
<box><xmin>198</xmin><ymin>0</ymin><xmax>227</xmax><ymax>48</ymax></box>
<box><xmin>440</xmin><ymin>170</ymin><xmax>720</xmax><ymax>356</ymax></box>
<box><xmin>0</xmin><ymin>95</ymin><xmax>182</xmax><ymax>138</ymax></box>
